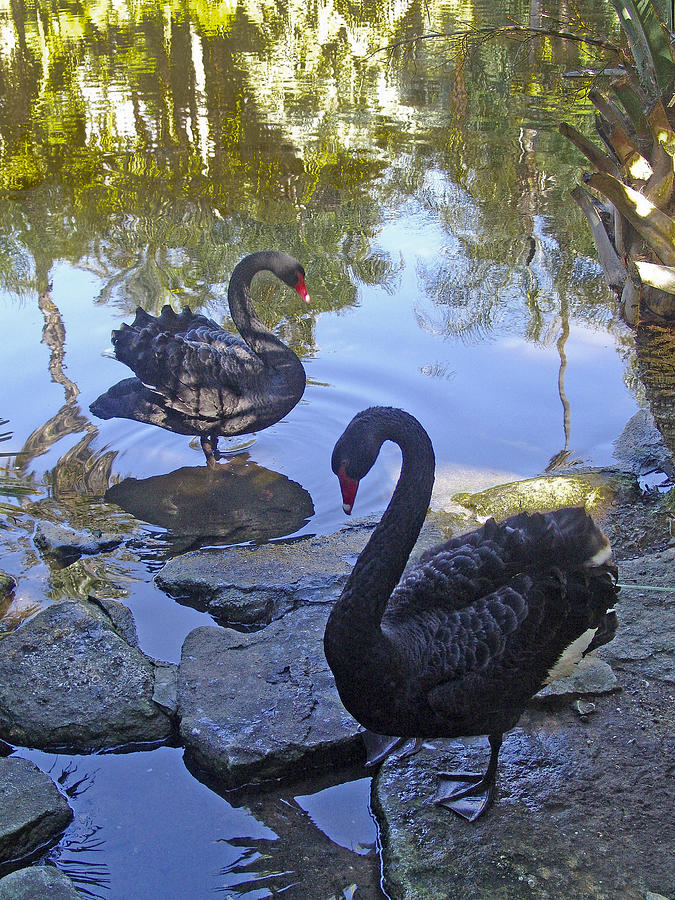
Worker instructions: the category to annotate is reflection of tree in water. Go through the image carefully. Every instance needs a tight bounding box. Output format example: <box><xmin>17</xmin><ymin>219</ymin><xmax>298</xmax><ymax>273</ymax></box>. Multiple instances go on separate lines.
<box><xmin>14</xmin><ymin>290</ymin><xmax>117</xmax><ymax>500</ymax></box>
<box><xmin>636</xmin><ymin>326</ymin><xmax>675</xmax><ymax>464</ymax></box>
<box><xmin>0</xmin><ymin>0</ymin><xmax>617</xmax><ymax>326</ymax></box>
<box><xmin>0</xmin><ymin>289</ymin><xmax>133</xmax><ymax>616</ymax></box>
<box><xmin>219</xmin><ymin>771</ymin><xmax>380</xmax><ymax>899</ymax></box>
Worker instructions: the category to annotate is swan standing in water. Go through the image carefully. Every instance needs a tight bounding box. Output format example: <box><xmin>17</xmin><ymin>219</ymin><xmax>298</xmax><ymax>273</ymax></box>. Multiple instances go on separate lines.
<box><xmin>90</xmin><ymin>251</ymin><xmax>309</xmax><ymax>465</ymax></box>
<box><xmin>325</xmin><ymin>407</ymin><xmax>619</xmax><ymax>821</ymax></box>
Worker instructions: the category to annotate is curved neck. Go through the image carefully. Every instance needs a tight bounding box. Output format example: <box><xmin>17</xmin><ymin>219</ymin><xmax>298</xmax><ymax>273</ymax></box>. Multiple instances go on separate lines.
<box><xmin>228</xmin><ymin>252</ymin><xmax>298</xmax><ymax>368</ymax></box>
<box><xmin>338</xmin><ymin>411</ymin><xmax>435</xmax><ymax>639</ymax></box>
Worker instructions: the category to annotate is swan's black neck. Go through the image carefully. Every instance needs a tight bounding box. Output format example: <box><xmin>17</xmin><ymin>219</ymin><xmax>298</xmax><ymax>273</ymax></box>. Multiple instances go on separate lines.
<box><xmin>228</xmin><ymin>252</ymin><xmax>299</xmax><ymax>370</ymax></box>
<box><xmin>330</xmin><ymin>410</ymin><xmax>435</xmax><ymax>650</ymax></box>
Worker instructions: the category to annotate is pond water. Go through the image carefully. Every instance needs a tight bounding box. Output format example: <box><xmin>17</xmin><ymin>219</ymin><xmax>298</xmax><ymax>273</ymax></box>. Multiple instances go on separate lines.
<box><xmin>0</xmin><ymin>0</ymin><xmax>649</xmax><ymax>896</ymax></box>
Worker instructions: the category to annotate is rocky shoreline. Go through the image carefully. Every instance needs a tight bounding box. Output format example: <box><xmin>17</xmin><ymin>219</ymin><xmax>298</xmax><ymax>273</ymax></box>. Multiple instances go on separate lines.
<box><xmin>0</xmin><ymin>413</ymin><xmax>673</xmax><ymax>899</ymax></box>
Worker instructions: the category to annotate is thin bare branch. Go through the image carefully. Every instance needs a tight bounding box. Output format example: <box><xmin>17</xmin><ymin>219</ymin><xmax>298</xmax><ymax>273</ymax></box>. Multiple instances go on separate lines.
<box><xmin>367</xmin><ymin>23</ymin><xmax>620</xmax><ymax>61</ymax></box>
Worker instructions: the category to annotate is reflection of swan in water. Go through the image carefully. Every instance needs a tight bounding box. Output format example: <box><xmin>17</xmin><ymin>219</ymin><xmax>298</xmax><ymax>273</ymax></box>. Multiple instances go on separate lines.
<box><xmin>104</xmin><ymin>454</ymin><xmax>314</xmax><ymax>549</ymax></box>
<box><xmin>90</xmin><ymin>252</ymin><xmax>309</xmax><ymax>465</ymax></box>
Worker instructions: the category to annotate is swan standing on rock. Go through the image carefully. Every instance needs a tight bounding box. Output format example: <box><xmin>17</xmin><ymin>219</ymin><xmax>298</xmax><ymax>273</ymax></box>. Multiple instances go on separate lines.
<box><xmin>324</xmin><ymin>407</ymin><xmax>619</xmax><ymax>821</ymax></box>
<box><xmin>90</xmin><ymin>251</ymin><xmax>309</xmax><ymax>465</ymax></box>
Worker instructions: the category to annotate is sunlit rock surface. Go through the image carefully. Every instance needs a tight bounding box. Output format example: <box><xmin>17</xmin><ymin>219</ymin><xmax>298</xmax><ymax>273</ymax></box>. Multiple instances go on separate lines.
<box><xmin>371</xmin><ymin>549</ymin><xmax>675</xmax><ymax>900</ymax></box>
<box><xmin>0</xmin><ymin>757</ymin><xmax>73</xmax><ymax>867</ymax></box>
<box><xmin>452</xmin><ymin>470</ymin><xmax>637</xmax><ymax>521</ymax></box>
<box><xmin>451</xmin><ymin>467</ymin><xmax>674</xmax><ymax>559</ymax></box>
<box><xmin>0</xmin><ymin>600</ymin><xmax>175</xmax><ymax>751</ymax></box>
<box><xmin>177</xmin><ymin>604</ymin><xmax>363</xmax><ymax>789</ymax></box>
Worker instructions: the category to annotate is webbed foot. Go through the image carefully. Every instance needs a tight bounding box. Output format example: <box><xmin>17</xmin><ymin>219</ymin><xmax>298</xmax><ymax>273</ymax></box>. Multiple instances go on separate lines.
<box><xmin>362</xmin><ymin>732</ymin><xmax>425</xmax><ymax>767</ymax></box>
<box><xmin>433</xmin><ymin>772</ymin><xmax>495</xmax><ymax>822</ymax></box>
<box><xmin>432</xmin><ymin>732</ymin><xmax>503</xmax><ymax>822</ymax></box>
<box><xmin>362</xmin><ymin>732</ymin><xmax>408</xmax><ymax>767</ymax></box>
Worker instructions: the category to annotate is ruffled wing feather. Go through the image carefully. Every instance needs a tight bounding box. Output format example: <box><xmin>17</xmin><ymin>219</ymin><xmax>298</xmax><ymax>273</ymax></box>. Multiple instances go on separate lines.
<box><xmin>112</xmin><ymin>306</ymin><xmax>265</xmax><ymax>421</ymax></box>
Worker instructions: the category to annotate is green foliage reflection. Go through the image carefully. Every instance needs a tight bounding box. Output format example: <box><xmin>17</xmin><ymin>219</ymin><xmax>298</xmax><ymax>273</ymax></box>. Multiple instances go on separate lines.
<box><xmin>0</xmin><ymin>0</ymin><xmax>620</xmax><ymax>335</ymax></box>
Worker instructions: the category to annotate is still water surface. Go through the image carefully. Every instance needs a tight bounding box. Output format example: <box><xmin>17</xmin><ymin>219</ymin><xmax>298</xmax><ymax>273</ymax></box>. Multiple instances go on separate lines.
<box><xmin>0</xmin><ymin>0</ymin><xmax>642</xmax><ymax>895</ymax></box>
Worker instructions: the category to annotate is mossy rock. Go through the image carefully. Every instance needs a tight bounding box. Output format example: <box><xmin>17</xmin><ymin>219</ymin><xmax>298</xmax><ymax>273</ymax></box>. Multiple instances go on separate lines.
<box><xmin>0</xmin><ymin>571</ymin><xmax>15</xmax><ymax>596</ymax></box>
<box><xmin>452</xmin><ymin>471</ymin><xmax>637</xmax><ymax>522</ymax></box>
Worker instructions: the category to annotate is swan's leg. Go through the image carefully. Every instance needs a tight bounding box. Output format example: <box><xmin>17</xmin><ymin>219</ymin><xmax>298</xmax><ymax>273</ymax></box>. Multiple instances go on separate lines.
<box><xmin>200</xmin><ymin>434</ymin><xmax>220</xmax><ymax>467</ymax></box>
<box><xmin>433</xmin><ymin>733</ymin><xmax>502</xmax><ymax>822</ymax></box>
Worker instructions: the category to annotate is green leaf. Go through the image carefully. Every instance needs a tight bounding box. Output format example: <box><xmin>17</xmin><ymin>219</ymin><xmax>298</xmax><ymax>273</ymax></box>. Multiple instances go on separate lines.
<box><xmin>635</xmin><ymin>0</ymin><xmax>675</xmax><ymax>94</ymax></box>
<box><xmin>611</xmin><ymin>75</ymin><xmax>651</xmax><ymax>141</ymax></box>
<box><xmin>609</xmin><ymin>0</ymin><xmax>675</xmax><ymax>101</ymax></box>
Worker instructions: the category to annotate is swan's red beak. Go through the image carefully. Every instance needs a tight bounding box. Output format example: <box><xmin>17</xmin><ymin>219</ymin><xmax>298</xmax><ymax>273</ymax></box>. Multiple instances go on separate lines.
<box><xmin>337</xmin><ymin>466</ymin><xmax>359</xmax><ymax>515</ymax></box>
<box><xmin>295</xmin><ymin>274</ymin><xmax>310</xmax><ymax>304</ymax></box>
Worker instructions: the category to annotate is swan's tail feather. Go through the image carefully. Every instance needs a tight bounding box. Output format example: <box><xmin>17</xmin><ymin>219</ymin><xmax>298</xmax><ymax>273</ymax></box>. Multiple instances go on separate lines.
<box><xmin>481</xmin><ymin>507</ymin><xmax>620</xmax><ymax>632</ymax></box>
<box><xmin>491</xmin><ymin>506</ymin><xmax>615</xmax><ymax>575</ymax></box>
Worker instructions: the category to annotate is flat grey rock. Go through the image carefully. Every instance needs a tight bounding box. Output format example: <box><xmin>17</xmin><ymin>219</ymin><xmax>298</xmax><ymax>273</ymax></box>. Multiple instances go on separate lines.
<box><xmin>534</xmin><ymin>657</ymin><xmax>618</xmax><ymax>701</ymax></box>
<box><xmin>0</xmin><ymin>865</ymin><xmax>80</xmax><ymax>899</ymax></box>
<box><xmin>0</xmin><ymin>758</ymin><xmax>73</xmax><ymax>867</ymax></box>
<box><xmin>177</xmin><ymin>604</ymin><xmax>363</xmax><ymax>788</ymax></box>
<box><xmin>157</xmin><ymin>518</ymin><xmax>449</xmax><ymax>629</ymax></box>
<box><xmin>156</xmin><ymin>524</ymin><xmax>373</xmax><ymax>628</ymax></box>
<box><xmin>0</xmin><ymin>600</ymin><xmax>174</xmax><ymax>751</ymax></box>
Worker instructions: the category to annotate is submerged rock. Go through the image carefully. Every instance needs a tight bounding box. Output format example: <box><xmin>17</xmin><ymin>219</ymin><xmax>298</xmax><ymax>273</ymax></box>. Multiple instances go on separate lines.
<box><xmin>0</xmin><ymin>599</ymin><xmax>175</xmax><ymax>751</ymax></box>
<box><xmin>0</xmin><ymin>865</ymin><xmax>80</xmax><ymax>899</ymax></box>
<box><xmin>105</xmin><ymin>459</ymin><xmax>314</xmax><ymax>546</ymax></box>
<box><xmin>177</xmin><ymin>604</ymin><xmax>363</xmax><ymax>789</ymax></box>
<box><xmin>33</xmin><ymin>521</ymin><xmax>122</xmax><ymax>567</ymax></box>
<box><xmin>0</xmin><ymin>757</ymin><xmax>73</xmax><ymax>867</ymax></box>
<box><xmin>0</xmin><ymin>572</ymin><xmax>15</xmax><ymax>598</ymax></box>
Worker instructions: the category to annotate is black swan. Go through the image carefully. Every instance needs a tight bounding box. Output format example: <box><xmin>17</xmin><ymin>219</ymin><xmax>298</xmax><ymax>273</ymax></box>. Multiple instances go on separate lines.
<box><xmin>324</xmin><ymin>407</ymin><xmax>619</xmax><ymax>821</ymax></box>
<box><xmin>90</xmin><ymin>251</ymin><xmax>309</xmax><ymax>464</ymax></box>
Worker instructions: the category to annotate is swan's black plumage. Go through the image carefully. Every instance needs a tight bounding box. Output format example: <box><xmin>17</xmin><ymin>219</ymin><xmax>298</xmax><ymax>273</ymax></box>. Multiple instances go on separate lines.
<box><xmin>325</xmin><ymin>407</ymin><xmax>619</xmax><ymax>819</ymax></box>
<box><xmin>90</xmin><ymin>251</ymin><xmax>308</xmax><ymax>463</ymax></box>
